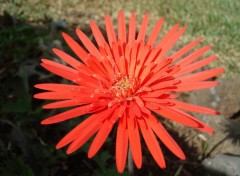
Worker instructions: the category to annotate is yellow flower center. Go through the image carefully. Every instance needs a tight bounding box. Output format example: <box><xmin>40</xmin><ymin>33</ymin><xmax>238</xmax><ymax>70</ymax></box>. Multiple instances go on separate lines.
<box><xmin>111</xmin><ymin>75</ymin><xmax>139</xmax><ymax>99</ymax></box>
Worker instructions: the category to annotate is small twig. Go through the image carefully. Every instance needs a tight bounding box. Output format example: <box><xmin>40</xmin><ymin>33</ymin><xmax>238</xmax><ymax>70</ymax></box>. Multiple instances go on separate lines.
<box><xmin>204</xmin><ymin>135</ymin><xmax>228</xmax><ymax>159</ymax></box>
<box><xmin>128</xmin><ymin>147</ymin><xmax>134</xmax><ymax>176</ymax></box>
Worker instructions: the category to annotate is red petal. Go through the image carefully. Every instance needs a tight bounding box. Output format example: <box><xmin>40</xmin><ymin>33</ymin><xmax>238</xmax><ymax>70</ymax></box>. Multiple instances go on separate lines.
<box><xmin>145</xmin><ymin>47</ymin><xmax>162</xmax><ymax>65</ymax></box>
<box><xmin>177</xmin><ymin>46</ymin><xmax>211</xmax><ymax>67</ymax></box>
<box><xmin>129</xmin><ymin>51</ymin><xmax>137</xmax><ymax>76</ymax></box>
<box><xmin>76</xmin><ymin>28</ymin><xmax>101</xmax><ymax>59</ymax></box>
<box><xmin>86</xmin><ymin>55</ymin><xmax>109</xmax><ymax>80</ymax></box>
<box><xmin>127</xmin><ymin>110</ymin><xmax>136</xmax><ymax>129</ymax></box>
<box><xmin>156</xmin><ymin>23</ymin><xmax>179</xmax><ymax>48</ymax></box>
<box><xmin>147</xmin><ymin>116</ymin><xmax>185</xmax><ymax>160</ymax></box>
<box><xmin>52</xmin><ymin>48</ymin><xmax>82</xmax><ymax>69</ymax></box>
<box><xmin>153</xmin><ymin>107</ymin><xmax>214</xmax><ymax>133</ymax></box>
<box><xmin>139</xmin><ymin>122</ymin><xmax>166</xmax><ymax>168</ymax></box>
<box><xmin>101</xmin><ymin>57</ymin><xmax>115</xmax><ymax>78</ymax></box>
<box><xmin>62</xmin><ymin>32</ymin><xmax>88</xmax><ymax>64</ymax></box>
<box><xmin>133</xmin><ymin>96</ymin><xmax>144</xmax><ymax>107</ymax></box>
<box><xmin>142</xmin><ymin>97</ymin><xmax>172</xmax><ymax>105</ymax></box>
<box><xmin>90</xmin><ymin>20</ymin><xmax>106</xmax><ymax>47</ymax></box>
<box><xmin>105</xmin><ymin>15</ymin><xmax>117</xmax><ymax>46</ymax></box>
<box><xmin>88</xmin><ymin>120</ymin><xmax>114</xmax><ymax>158</ymax></box>
<box><xmin>112</xmin><ymin>42</ymin><xmax>121</xmax><ymax>66</ymax></box>
<box><xmin>56</xmin><ymin>113</ymin><xmax>100</xmax><ymax>149</ymax></box>
<box><xmin>175</xmin><ymin>56</ymin><xmax>217</xmax><ymax>76</ymax></box>
<box><xmin>175</xmin><ymin>81</ymin><xmax>219</xmax><ymax>91</ymax></box>
<box><xmin>118</xmin><ymin>101</ymin><xmax>127</xmax><ymax>117</ymax></box>
<box><xmin>118</xmin><ymin>10</ymin><xmax>126</xmax><ymax>42</ymax></box>
<box><xmin>171</xmin><ymin>38</ymin><xmax>202</xmax><ymax>62</ymax></box>
<box><xmin>119</xmin><ymin>56</ymin><xmax>127</xmax><ymax>75</ymax></box>
<box><xmin>43</xmin><ymin>99</ymin><xmax>86</xmax><ymax>109</ymax></box>
<box><xmin>128</xmin><ymin>13</ymin><xmax>136</xmax><ymax>43</ymax></box>
<box><xmin>156</xmin><ymin>26</ymin><xmax>186</xmax><ymax>61</ymax></box>
<box><xmin>151</xmin><ymin>106</ymin><xmax>200</xmax><ymax>128</ymax></box>
<box><xmin>137</xmin><ymin>44</ymin><xmax>151</xmax><ymax>71</ymax></box>
<box><xmin>169</xmin><ymin>99</ymin><xmax>219</xmax><ymax>115</ymax></box>
<box><xmin>34</xmin><ymin>83</ymin><xmax>80</xmax><ymax>91</ymax></box>
<box><xmin>41</xmin><ymin>105</ymin><xmax>91</xmax><ymax>124</ymax></box>
<box><xmin>147</xmin><ymin>17</ymin><xmax>164</xmax><ymax>45</ymax></box>
<box><xmin>178</xmin><ymin>68</ymin><xmax>224</xmax><ymax>82</ymax></box>
<box><xmin>116</xmin><ymin>116</ymin><xmax>128</xmax><ymax>173</ymax></box>
<box><xmin>41</xmin><ymin>59</ymin><xmax>78</xmax><ymax>81</ymax></box>
<box><xmin>130</xmin><ymin>101</ymin><xmax>141</xmax><ymax>117</ymax></box>
<box><xmin>151</xmin><ymin>79</ymin><xmax>180</xmax><ymax>90</ymax></box>
<box><xmin>137</xmin><ymin>13</ymin><xmax>149</xmax><ymax>42</ymax></box>
<box><xmin>34</xmin><ymin>92</ymin><xmax>73</xmax><ymax>100</ymax></box>
<box><xmin>66</xmin><ymin>120</ymin><xmax>102</xmax><ymax>154</ymax></box>
<box><xmin>76</xmin><ymin>71</ymin><xmax>100</xmax><ymax>88</ymax></box>
<box><xmin>56</xmin><ymin>109</ymin><xmax>113</xmax><ymax>149</ymax></box>
<box><xmin>128</xmin><ymin>119</ymin><xmax>142</xmax><ymax>169</ymax></box>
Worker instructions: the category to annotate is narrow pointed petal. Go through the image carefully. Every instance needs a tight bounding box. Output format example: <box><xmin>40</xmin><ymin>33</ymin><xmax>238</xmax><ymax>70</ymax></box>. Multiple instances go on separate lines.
<box><xmin>150</xmin><ymin>106</ymin><xmax>200</xmax><ymax>128</ymax></box>
<box><xmin>118</xmin><ymin>102</ymin><xmax>127</xmax><ymax>117</ymax></box>
<box><xmin>169</xmin><ymin>99</ymin><xmax>220</xmax><ymax>114</ymax></box>
<box><xmin>128</xmin><ymin>13</ymin><xmax>136</xmax><ymax>43</ymax></box>
<box><xmin>178</xmin><ymin>68</ymin><xmax>224</xmax><ymax>82</ymax></box>
<box><xmin>43</xmin><ymin>99</ymin><xmax>85</xmax><ymax>109</ymax></box>
<box><xmin>137</xmin><ymin>13</ymin><xmax>149</xmax><ymax>42</ymax></box>
<box><xmin>62</xmin><ymin>32</ymin><xmax>88</xmax><ymax>64</ymax></box>
<box><xmin>52</xmin><ymin>48</ymin><xmax>82</xmax><ymax>69</ymax></box>
<box><xmin>151</xmin><ymin>79</ymin><xmax>180</xmax><ymax>90</ymax></box>
<box><xmin>41</xmin><ymin>59</ymin><xmax>78</xmax><ymax>81</ymax></box>
<box><xmin>142</xmin><ymin>97</ymin><xmax>172</xmax><ymax>105</ymax></box>
<box><xmin>147</xmin><ymin>17</ymin><xmax>164</xmax><ymax>45</ymax></box>
<box><xmin>156</xmin><ymin>26</ymin><xmax>187</xmax><ymax>61</ymax></box>
<box><xmin>119</xmin><ymin>56</ymin><xmax>127</xmax><ymax>75</ymax></box>
<box><xmin>118</xmin><ymin>10</ymin><xmax>126</xmax><ymax>42</ymax></box>
<box><xmin>116</xmin><ymin>115</ymin><xmax>128</xmax><ymax>173</ymax></box>
<box><xmin>56</xmin><ymin>109</ymin><xmax>114</xmax><ymax>149</ymax></box>
<box><xmin>66</xmin><ymin>120</ymin><xmax>102</xmax><ymax>154</ymax></box>
<box><xmin>105</xmin><ymin>15</ymin><xmax>117</xmax><ymax>46</ymax></box>
<box><xmin>147</xmin><ymin>117</ymin><xmax>185</xmax><ymax>160</ymax></box>
<box><xmin>139</xmin><ymin>122</ymin><xmax>166</xmax><ymax>168</ymax></box>
<box><xmin>41</xmin><ymin>105</ymin><xmax>91</xmax><ymax>124</ymax></box>
<box><xmin>34</xmin><ymin>91</ymin><xmax>74</xmax><ymax>100</ymax></box>
<box><xmin>76</xmin><ymin>28</ymin><xmax>101</xmax><ymax>59</ymax></box>
<box><xmin>137</xmin><ymin>44</ymin><xmax>151</xmax><ymax>68</ymax></box>
<box><xmin>170</xmin><ymin>108</ymin><xmax>215</xmax><ymax>134</ymax></box>
<box><xmin>177</xmin><ymin>46</ymin><xmax>211</xmax><ymax>67</ymax></box>
<box><xmin>153</xmin><ymin>107</ymin><xmax>214</xmax><ymax>133</ymax></box>
<box><xmin>128</xmin><ymin>118</ymin><xmax>142</xmax><ymax>169</ymax></box>
<box><xmin>175</xmin><ymin>81</ymin><xmax>219</xmax><ymax>91</ymax></box>
<box><xmin>144</xmin><ymin>47</ymin><xmax>162</xmax><ymax>65</ymax></box>
<box><xmin>171</xmin><ymin>38</ymin><xmax>202</xmax><ymax>62</ymax></box>
<box><xmin>88</xmin><ymin>120</ymin><xmax>114</xmax><ymax>158</ymax></box>
<box><xmin>127</xmin><ymin>109</ymin><xmax>136</xmax><ymax>129</ymax></box>
<box><xmin>130</xmin><ymin>101</ymin><xmax>141</xmax><ymax>117</ymax></box>
<box><xmin>175</xmin><ymin>56</ymin><xmax>217</xmax><ymax>76</ymax></box>
<box><xmin>90</xmin><ymin>20</ymin><xmax>106</xmax><ymax>47</ymax></box>
<box><xmin>156</xmin><ymin>23</ymin><xmax>179</xmax><ymax>48</ymax></box>
<box><xmin>34</xmin><ymin>83</ymin><xmax>80</xmax><ymax>91</ymax></box>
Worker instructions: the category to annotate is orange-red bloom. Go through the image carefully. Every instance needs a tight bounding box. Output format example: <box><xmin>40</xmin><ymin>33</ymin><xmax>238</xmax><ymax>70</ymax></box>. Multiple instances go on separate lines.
<box><xmin>34</xmin><ymin>10</ymin><xmax>224</xmax><ymax>172</ymax></box>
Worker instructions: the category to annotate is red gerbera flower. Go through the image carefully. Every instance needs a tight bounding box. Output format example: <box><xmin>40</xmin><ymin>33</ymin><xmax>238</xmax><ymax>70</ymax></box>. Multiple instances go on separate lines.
<box><xmin>34</xmin><ymin>10</ymin><xmax>224</xmax><ymax>172</ymax></box>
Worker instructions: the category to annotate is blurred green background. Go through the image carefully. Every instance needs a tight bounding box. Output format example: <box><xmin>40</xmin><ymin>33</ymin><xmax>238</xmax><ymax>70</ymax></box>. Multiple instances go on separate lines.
<box><xmin>0</xmin><ymin>0</ymin><xmax>239</xmax><ymax>175</ymax></box>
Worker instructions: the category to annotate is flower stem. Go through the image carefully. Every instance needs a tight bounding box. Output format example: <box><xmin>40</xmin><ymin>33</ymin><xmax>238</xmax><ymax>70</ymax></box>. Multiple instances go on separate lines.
<box><xmin>128</xmin><ymin>147</ymin><xmax>134</xmax><ymax>176</ymax></box>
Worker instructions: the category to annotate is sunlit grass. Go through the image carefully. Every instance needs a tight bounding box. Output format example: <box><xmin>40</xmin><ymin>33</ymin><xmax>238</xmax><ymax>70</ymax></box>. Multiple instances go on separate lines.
<box><xmin>1</xmin><ymin>0</ymin><xmax>239</xmax><ymax>78</ymax></box>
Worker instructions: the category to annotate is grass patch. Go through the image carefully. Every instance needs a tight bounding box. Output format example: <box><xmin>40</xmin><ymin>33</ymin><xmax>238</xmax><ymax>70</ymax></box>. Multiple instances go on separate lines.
<box><xmin>1</xmin><ymin>0</ymin><xmax>239</xmax><ymax>77</ymax></box>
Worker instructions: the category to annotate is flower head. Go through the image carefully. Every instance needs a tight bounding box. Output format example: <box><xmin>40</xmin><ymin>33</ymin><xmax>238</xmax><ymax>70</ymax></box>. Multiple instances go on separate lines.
<box><xmin>34</xmin><ymin>10</ymin><xmax>224</xmax><ymax>172</ymax></box>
